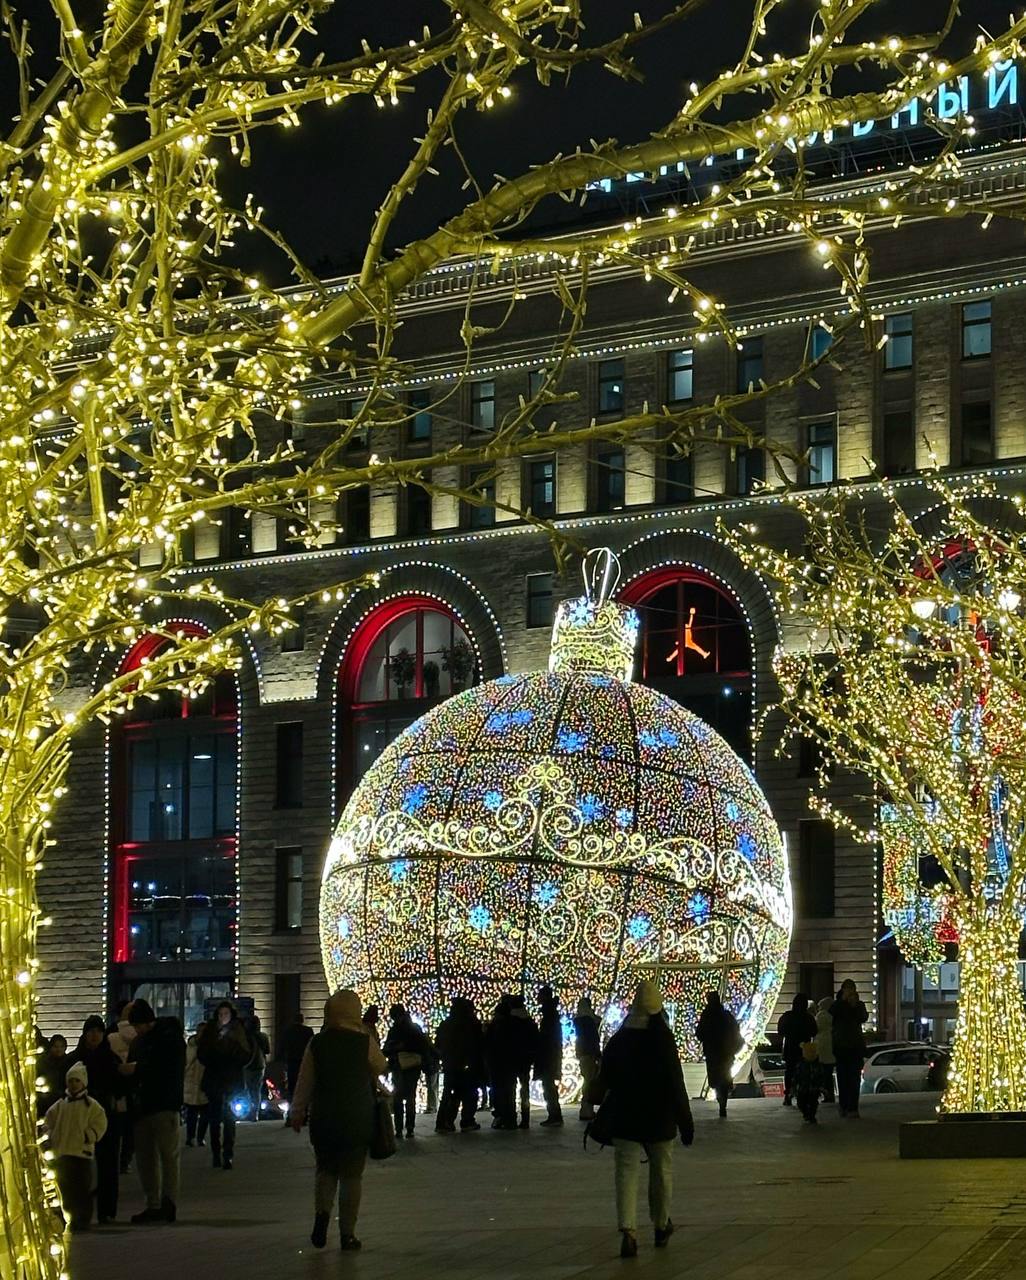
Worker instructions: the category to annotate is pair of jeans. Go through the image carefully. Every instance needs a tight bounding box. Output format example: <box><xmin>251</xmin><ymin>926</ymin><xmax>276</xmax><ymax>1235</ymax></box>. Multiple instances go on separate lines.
<box><xmin>438</xmin><ymin>1068</ymin><xmax>477</xmax><ymax>1128</ymax></box>
<box><xmin>614</xmin><ymin>1139</ymin><xmax>674</xmax><ymax>1232</ymax></box>
<box><xmin>392</xmin><ymin>1068</ymin><xmax>420</xmax><ymax>1135</ymax></box>
<box><xmin>578</xmin><ymin>1055</ymin><xmax>600</xmax><ymax>1120</ymax></box>
<box><xmin>206</xmin><ymin>1092</ymin><xmax>236</xmax><ymax>1161</ymax></box>
<box><xmin>314</xmin><ymin>1148</ymin><xmax>367</xmax><ymax>1236</ymax></box>
<box><xmin>134</xmin><ymin>1112</ymin><xmax>180</xmax><ymax>1210</ymax></box>
<box><xmin>835</xmin><ymin>1053</ymin><xmax>863</xmax><ymax>1114</ymax></box>
<box><xmin>55</xmin><ymin>1156</ymin><xmax>93</xmax><ymax>1229</ymax></box>
<box><xmin>185</xmin><ymin>1104</ymin><xmax>208</xmax><ymax>1144</ymax></box>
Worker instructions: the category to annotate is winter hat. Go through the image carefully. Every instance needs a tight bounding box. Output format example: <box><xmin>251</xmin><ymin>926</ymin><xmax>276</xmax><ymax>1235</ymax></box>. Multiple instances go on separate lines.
<box><xmin>128</xmin><ymin>998</ymin><xmax>156</xmax><ymax>1025</ymax></box>
<box><xmin>817</xmin><ymin>996</ymin><xmax>832</xmax><ymax>1013</ymax></box>
<box><xmin>325</xmin><ymin>990</ymin><xmax>363</xmax><ymax>1030</ymax></box>
<box><xmin>632</xmin><ymin>980</ymin><xmax>664</xmax><ymax>1016</ymax></box>
<box><xmin>82</xmin><ymin>1015</ymin><xmax>106</xmax><ymax>1037</ymax></box>
<box><xmin>576</xmin><ymin>997</ymin><xmax>594</xmax><ymax>1017</ymax></box>
<box><xmin>66</xmin><ymin>1062</ymin><xmax>88</xmax><ymax>1091</ymax></box>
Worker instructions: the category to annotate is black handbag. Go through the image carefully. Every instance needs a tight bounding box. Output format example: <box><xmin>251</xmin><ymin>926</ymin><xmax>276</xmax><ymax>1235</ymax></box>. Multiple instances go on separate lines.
<box><xmin>369</xmin><ymin>1090</ymin><xmax>396</xmax><ymax>1161</ymax></box>
<box><xmin>583</xmin><ymin>1095</ymin><xmax>614</xmax><ymax>1150</ymax></box>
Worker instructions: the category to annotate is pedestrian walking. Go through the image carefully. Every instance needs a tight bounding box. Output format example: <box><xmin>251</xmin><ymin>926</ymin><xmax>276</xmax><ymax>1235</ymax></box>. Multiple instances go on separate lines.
<box><xmin>593</xmin><ymin>981</ymin><xmax>693</xmax><ymax>1259</ymax></box>
<box><xmin>277</xmin><ymin>1012</ymin><xmax>314</xmax><ymax>1120</ymax></box>
<box><xmin>574</xmin><ymin>997</ymin><xmax>602</xmax><ymax>1121</ymax></box>
<box><xmin>534</xmin><ymin>984</ymin><xmax>564</xmax><ymax>1126</ymax></box>
<box><xmin>37</xmin><ymin>1034</ymin><xmax>68</xmax><ymax>1117</ymax></box>
<box><xmin>434</xmin><ymin>997</ymin><xmax>485</xmax><ymax>1133</ymax></box>
<box><xmin>44</xmin><ymin>1062</ymin><xmax>108</xmax><ymax>1233</ymax></box>
<box><xmin>508</xmin><ymin>994</ymin><xmax>539</xmax><ymax>1129</ymax></box>
<box><xmin>362</xmin><ymin>1005</ymin><xmax>381</xmax><ymax>1045</ymax></box>
<box><xmin>777</xmin><ymin>994</ymin><xmax>817</xmax><ymax>1107</ymax></box>
<box><xmin>290</xmin><ymin>990</ymin><xmax>387</xmax><ymax>1253</ymax></box>
<box><xmin>814</xmin><ymin>997</ymin><xmax>836</xmax><ymax>1103</ymax></box>
<box><xmin>382</xmin><ymin>1004</ymin><xmax>433</xmax><ymax>1138</ymax></box>
<box><xmin>244</xmin><ymin>1015</ymin><xmax>270</xmax><ymax>1116</ymax></box>
<box><xmin>485</xmin><ymin>996</ymin><xmax>517</xmax><ymax>1129</ymax></box>
<box><xmin>184</xmin><ymin>1023</ymin><xmax>208</xmax><ymax>1147</ymax></box>
<box><xmin>120</xmin><ymin>999</ymin><xmax>185</xmax><ymax>1224</ymax></box>
<box><xmin>66</xmin><ymin>1016</ymin><xmax>122</xmax><ymax>1224</ymax></box>
<box><xmin>830</xmin><ymin>980</ymin><xmax>869</xmax><ymax>1118</ymax></box>
<box><xmin>197</xmin><ymin>1000</ymin><xmax>251</xmax><ymax>1169</ymax></box>
<box><xmin>696</xmin><ymin>990</ymin><xmax>742</xmax><ymax>1117</ymax></box>
<box><xmin>795</xmin><ymin>1041</ymin><xmax>822</xmax><ymax>1123</ymax></box>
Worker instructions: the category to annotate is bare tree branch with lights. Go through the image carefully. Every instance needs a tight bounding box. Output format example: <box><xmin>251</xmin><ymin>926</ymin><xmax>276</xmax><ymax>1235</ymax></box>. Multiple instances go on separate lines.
<box><xmin>728</xmin><ymin>477</ymin><xmax>1026</xmax><ymax>1115</ymax></box>
<box><xmin>4</xmin><ymin>0</ymin><xmax>1026</xmax><ymax>1269</ymax></box>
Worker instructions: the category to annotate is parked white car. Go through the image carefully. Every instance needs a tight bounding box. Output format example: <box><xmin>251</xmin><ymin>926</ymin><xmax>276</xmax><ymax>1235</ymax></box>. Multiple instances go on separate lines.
<box><xmin>861</xmin><ymin>1043</ymin><xmax>949</xmax><ymax>1094</ymax></box>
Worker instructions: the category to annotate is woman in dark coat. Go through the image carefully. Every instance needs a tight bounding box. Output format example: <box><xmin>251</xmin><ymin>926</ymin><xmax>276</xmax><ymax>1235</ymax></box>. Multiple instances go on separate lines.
<box><xmin>830</xmin><ymin>979</ymin><xmax>869</xmax><ymax>1118</ymax></box>
<box><xmin>434</xmin><ymin>997</ymin><xmax>484</xmax><ymax>1133</ymax></box>
<box><xmin>777</xmin><ymin>993</ymin><xmax>817</xmax><ymax>1107</ymax></box>
<box><xmin>381</xmin><ymin>1004</ymin><xmax>433</xmax><ymax>1139</ymax></box>
<box><xmin>594</xmin><ymin>981</ymin><xmax>694</xmax><ymax>1259</ymax></box>
<box><xmin>197</xmin><ymin>1000</ymin><xmax>251</xmax><ymax>1170</ymax></box>
<box><xmin>533</xmin><ymin>984</ymin><xmax>564</xmax><ymax>1126</ymax></box>
<box><xmin>66</xmin><ymin>1016</ymin><xmax>123</xmax><ymax>1223</ymax></box>
<box><xmin>291</xmin><ymin>990</ymin><xmax>387</xmax><ymax>1252</ymax></box>
<box><xmin>696</xmin><ymin>990</ymin><xmax>742</xmax><ymax>1117</ymax></box>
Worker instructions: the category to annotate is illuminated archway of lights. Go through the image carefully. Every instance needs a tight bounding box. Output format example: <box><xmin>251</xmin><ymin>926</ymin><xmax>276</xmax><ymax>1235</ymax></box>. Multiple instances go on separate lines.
<box><xmin>320</xmin><ymin>553</ymin><xmax>792</xmax><ymax>1093</ymax></box>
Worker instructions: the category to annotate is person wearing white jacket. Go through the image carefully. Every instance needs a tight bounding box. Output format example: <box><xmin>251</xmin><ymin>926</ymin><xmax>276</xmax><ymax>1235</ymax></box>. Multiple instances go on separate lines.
<box><xmin>815</xmin><ymin>997</ymin><xmax>836</xmax><ymax>1103</ymax></box>
<box><xmin>45</xmin><ymin>1062</ymin><xmax>108</xmax><ymax>1232</ymax></box>
<box><xmin>184</xmin><ymin>1024</ymin><xmax>209</xmax><ymax>1146</ymax></box>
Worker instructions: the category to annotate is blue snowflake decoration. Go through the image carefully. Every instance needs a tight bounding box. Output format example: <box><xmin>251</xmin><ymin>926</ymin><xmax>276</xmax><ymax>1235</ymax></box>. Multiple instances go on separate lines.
<box><xmin>483</xmin><ymin>789</ymin><xmax>503</xmax><ymax>812</ymax></box>
<box><xmin>533</xmin><ymin>880</ymin><xmax>559</xmax><ymax>907</ymax></box>
<box><xmin>577</xmin><ymin>793</ymin><xmax>606</xmax><ymax>823</ymax></box>
<box><xmin>687</xmin><ymin>892</ymin><xmax>711</xmax><ymax>924</ymax></box>
<box><xmin>628</xmin><ymin>913</ymin><xmax>652</xmax><ymax>941</ymax></box>
<box><xmin>468</xmin><ymin>903</ymin><xmax>492</xmax><ymax>933</ymax></box>
<box><xmin>389</xmin><ymin>859</ymin><xmax>410</xmax><ymax>883</ymax></box>
<box><xmin>737</xmin><ymin>832</ymin><xmax>757</xmax><ymax>862</ymax></box>
<box><xmin>401</xmin><ymin>783</ymin><xmax>429</xmax><ymax>815</ymax></box>
<box><xmin>556</xmin><ymin>727</ymin><xmax>588</xmax><ymax>752</ymax></box>
<box><xmin>615</xmin><ymin>806</ymin><xmax>635</xmax><ymax>829</ymax></box>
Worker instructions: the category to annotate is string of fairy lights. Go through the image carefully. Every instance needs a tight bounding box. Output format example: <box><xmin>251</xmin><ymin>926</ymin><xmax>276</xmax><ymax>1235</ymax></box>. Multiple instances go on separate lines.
<box><xmin>6</xmin><ymin>0</ymin><xmax>1026</xmax><ymax>1271</ymax></box>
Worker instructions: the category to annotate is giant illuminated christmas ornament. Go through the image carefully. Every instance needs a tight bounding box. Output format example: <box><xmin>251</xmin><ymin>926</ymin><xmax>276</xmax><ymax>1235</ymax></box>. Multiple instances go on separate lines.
<box><xmin>320</xmin><ymin>551</ymin><xmax>792</xmax><ymax>1075</ymax></box>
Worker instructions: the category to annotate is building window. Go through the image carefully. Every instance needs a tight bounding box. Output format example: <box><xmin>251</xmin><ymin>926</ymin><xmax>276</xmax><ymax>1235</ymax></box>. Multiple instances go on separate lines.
<box><xmin>526</xmin><ymin>458</ymin><xmax>556</xmax><ymax>517</ymax></box>
<box><xmin>276</xmin><ymin>722</ymin><xmax>303</xmax><ymax>809</ymax></box>
<box><xmin>623</xmin><ymin>569</ymin><xmax>753</xmax><ymax>762</ymax></box>
<box><xmin>736</xmin><ymin>336</ymin><xmax>763</xmax><ymax>391</ymax></box>
<box><xmin>962</xmin><ymin>300</ymin><xmax>992</xmax><ymax>359</ymax></box>
<box><xmin>340</xmin><ymin>602</ymin><xmax>478</xmax><ymax>793</ymax></box>
<box><xmin>274</xmin><ymin>848</ymin><xmax>303</xmax><ymax>933</ymax></box>
<box><xmin>340</xmin><ymin>487</ymin><xmax>370</xmax><ymax>544</ymax></box>
<box><xmin>408</xmin><ymin>389</ymin><xmax>432</xmax><ymax>443</ymax></box>
<box><xmin>405</xmin><ymin>485</ymin><xmax>432</xmax><ymax>536</ymax></box>
<box><xmin>667</xmin><ymin>349</ymin><xmax>693</xmax><ymax>403</ymax></box>
<box><xmin>663</xmin><ymin>452</ymin><xmax>693</xmax><ymax>504</ymax></box>
<box><xmin>735</xmin><ymin>445</ymin><xmax>765</xmax><ymax>495</ymax></box>
<box><xmin>597</xmin><ymin>359</ymin><xmax>625</xmax><ymax>416</ymax></box>
<box><xmin>464</xmin><ymin>467</ymin><xmax>496</xmax><ymax>528</ymax></box>
<box><xmin>798</xmin><ymin>819</ymin><xmax>835</xmax><ymax>918</ymax></box>
<box><xmin>797</xmin><ymin>735</ymin><xmax>826</xmax><ymax>779</ymax></box>
<box><xmin>470</xmin><ymin>380</ymin><xmax>495</xmax><ymax>432</ymax></box>
<box><xmin>281</xmin><ymin>607</ymin><xmax>305</xmax><ymax>653</ymax></box>
<box><xmin>805</xmin><ymin>419</ymin><xmax>836</xmax><ymax>486</ymax></box>
<box><xmin>594</xmin><ymin>447</ymin><xmax>626</xmax><ymax>512</ymax></box>
<box><xmin>882</xmin><ymin>410</ymin><xmax>915</xmax><ymax>475</ymax></box>
<box><xmin>798</xmin><ymin>963</ymin><xmax>836</xmax><ymax>1004</ymax></box>
<box><xmin>528</xmin><ymin>369</ymin><xmax>546</xmax><ymax>400</ymax></box>
<box><xmin>884</xmin><ymin>313</ymin><xmax>913</xmax><ymax>370</ymax></box>
<box><xmin>961</xmin><ymin>400</ymin><xmax>992</xmax><ymax>466</ymax></box>
<box><xmin>526</xmin><ymin>573</ymin><xmax>554</xmax><ymax>629</ymax></box>
<box><xmin>344</xmin><ymin>398</ymin><xmax>369</xmax><ymax>452</ymax></box>
<box><xmin>810</xmin><ymin>325</ymin><xmax>832</xmax><ymax>360</ymax></box>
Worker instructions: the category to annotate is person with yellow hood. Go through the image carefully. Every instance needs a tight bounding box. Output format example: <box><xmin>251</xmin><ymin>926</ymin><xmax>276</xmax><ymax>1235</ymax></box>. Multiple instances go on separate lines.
<box><xmin>593</xmin><ymin>981</ymin><xmax>694</xmax><ymax>1259</ymax></box>
<box><xmin>290</xmin><ymin>989</ymin><xmax>387</xmax><ymax>1253</ymax></box>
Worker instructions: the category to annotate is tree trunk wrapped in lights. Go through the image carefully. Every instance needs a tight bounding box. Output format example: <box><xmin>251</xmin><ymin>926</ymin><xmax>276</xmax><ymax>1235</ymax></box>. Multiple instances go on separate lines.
<box><xmin>728</xmin><ymin>479</ymin><xmax>1026</xmax><ymax>1116</ymax></box>
<box><xmin>4</xmin><ymin>0</ymin><xmax>1026</xmax><ymax>1270</ymax></box>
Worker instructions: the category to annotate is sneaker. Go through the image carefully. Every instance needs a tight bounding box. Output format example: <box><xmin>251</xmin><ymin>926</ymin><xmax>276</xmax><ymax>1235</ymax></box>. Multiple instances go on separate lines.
<box><xmin>620</xmin><ymin>1230</ymin><xmax>638</xmax><ymax>1259</ymax></box>
<box><xmin>197</xmin><ymin>1139</ymin><xmax>206</xmax><ymax>1147</ymax></box>
<box><xmin>518</xmin><ymin>1118</ymin><xmax>530</xmax><ymax>1130</ymax></box>
<box><xmin>435</xmin><ymin>1122</ymin><xmax>456</xmax><ymax>1133</ymax></box>
<box><xmin>719</xmin><ymin>1105</ymin><xmax>728</xmax><ymax>1118</ymax></box>
<box><xmin>460</xmin><ymin>1120</ymin><xmax>481</xmax><ymax>1131</ymax></box>
<box><xmin>130</xmin><ymin>1207</ymin><xmax>165</xmax><ymax>1226</ymax></box>
<box><xmin>311</xmin><ymin>1212</ymin><xmax>329</xmax><ymax>1249</ymax></box>
<box><xmin>339</xmin><ymin>1235</ymin><xmax>362</xmax><ymax>1251</ymax></box>
<box><xmin>405</xmin><ymin>1129</ymin><xmax>415</xmax><ymax>1140</ymax></box>
<box><xmin>222</xmin><ymin>1157</ymin><xmax>234</xmax><ymax>1170</ymax></box>
<box><xmin>161</xmin><ymin>1198</ymin><xmax>177</xmax><ymax>1224</ymax></box>
<box><xmin>540</xmin><ymin>1116</ymin><xmax>564</xmax><ymax>1127</ymax></box>
<box><xmin>782</xmin><ymin>1097</ymin><xmax>793</xmax><ymax>1107</ymax></box>
<box><xmin>654</xmin><ymin>1220</ymin><xmax>675</xmax><ymax>1249</ymax></box>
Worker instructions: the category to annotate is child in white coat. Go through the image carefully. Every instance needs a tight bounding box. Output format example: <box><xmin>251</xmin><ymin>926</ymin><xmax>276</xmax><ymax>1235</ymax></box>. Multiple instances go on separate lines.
<box><xmin>45</xmin><ymin>1061</ymin><xmax>108</xmax><ymax>1231</ymax></box>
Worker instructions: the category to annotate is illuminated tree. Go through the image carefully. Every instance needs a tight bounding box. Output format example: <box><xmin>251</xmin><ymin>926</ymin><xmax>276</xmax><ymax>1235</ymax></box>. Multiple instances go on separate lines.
<box><xmin>731</xmin><ymin>478</ymin><xmax>1026</xmax><ymax>1114</ymax></box>
<box><xmin>3</xmin><ymin>0</ymin><xmax>1026</xmax><ymax>1270</ymax></box>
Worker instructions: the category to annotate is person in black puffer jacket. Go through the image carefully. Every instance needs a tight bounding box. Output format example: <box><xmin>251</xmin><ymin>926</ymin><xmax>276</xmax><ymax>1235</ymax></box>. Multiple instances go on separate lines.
<box><xmin>593</xmin><ymin>981</ymin><xmax>693</xmax><ymax>1259</ymax></box>
<box><xmin>382</xmin><ymin>1004</ymin><xmax>434</xmax><ymax>1139</ymax></box>
<box><xmin>121</xmin><ymin>1000</ymin><xmax>185</xmax><ymax>1224</ymax></box>
<box><xmin>66</xmin><ymin>1016</ymin><xmax>123</xmax><ymax>1224</ymax></box>
<box><xmin>777</xmin><ymin>993</ymin><xmax>817</xmax><ymax>1107</ymax></box>
<box><xmin>830</xmin><ymin>979</ymin><xmax>869</xmax><ymax>1118</ymax></box>
<box><xmin>534</xmin><ymin>985</ymin><xmax>564</xmax><ymax>1127</ymax></box>
<box><xmin>434</xmin><ymin>998</ymin><xmax>485</xmax><ymax>1133</ymax></box>
<box><xmin>197</xmin><ymin>1000</ymin><xmax>252</xmax><ymax>1170</ymax></box>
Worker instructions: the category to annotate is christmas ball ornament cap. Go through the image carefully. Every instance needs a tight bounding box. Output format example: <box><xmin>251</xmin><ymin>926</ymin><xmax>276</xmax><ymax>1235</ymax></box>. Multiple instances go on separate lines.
<box><xmin>549</xmin><ymin>548</ymin><xmax>640</xmax><ymax>682</ymax></box>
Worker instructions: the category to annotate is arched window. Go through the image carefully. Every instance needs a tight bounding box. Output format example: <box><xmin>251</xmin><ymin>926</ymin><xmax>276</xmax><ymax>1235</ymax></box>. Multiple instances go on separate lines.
<box><xmin>110</xmin><ymin>626</ymin><xmax>238</xmax><ymax>1029</ymax></box>
<box><xmin>340</xmin><ymin>598</ymin><xmax>478</xmax><ymax>794</ymax></box>
<box><xmin>621</xmin><ymin>568</ymin><xmax>753</xmax><ymax>760</ymax></box>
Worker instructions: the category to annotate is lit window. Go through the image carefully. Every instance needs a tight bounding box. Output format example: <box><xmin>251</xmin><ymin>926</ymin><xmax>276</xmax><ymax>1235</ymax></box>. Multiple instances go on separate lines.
<box><xmin>597</xmin><ymin>359</ymin><xmax>625</xmax><ymax>415</ymax></box>
<box><xmin>595</xmin><ymin>448</ymin><xmax>625</xmax><ymax>511</ymax></box>
<box><xmin>667</xmin><ymin>349</ymin><xmax>693</xmax><ymax>403</ymax></box>
<box><xmin>409</xmin><ymin>389</ymin><xmax>432</xmax><ymax>442</ymax></box>
<box><xmin>962</xmin><ymin>300</ymin><xmax>991</xmax><ymax>359</ymax></box>
<box><xmin>470</xmin><ymin>380</ymin><xmax>495</xmax><ymax>431</ymax></box>
<box><xmin>884</xmin><ymin>313</ymin><xmax>913</xmax><ymax>370</ymax></box>
<box><xmin>527</xmin><ymin>458</ymin><xmax>555</xmax><ymax>517</ymax></box>
<box><xmin>806</xmin><ymin>420</ymin><xmax>836</xmax><ymax>486</ymax></box>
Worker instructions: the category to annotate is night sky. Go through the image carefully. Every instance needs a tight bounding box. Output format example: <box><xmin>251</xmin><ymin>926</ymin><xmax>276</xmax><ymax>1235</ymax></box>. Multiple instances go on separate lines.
<box><xmin>2</xmin><ymin>1</ymin><xmax>1019</xmax><ymax>275</ymax></box>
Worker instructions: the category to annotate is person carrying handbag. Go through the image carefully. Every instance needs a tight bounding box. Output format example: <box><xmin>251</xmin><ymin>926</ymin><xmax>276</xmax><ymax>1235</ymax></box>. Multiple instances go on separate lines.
<box><xmin>590</xmin><ymin>981</ymin><xmax>694</xmax><ymax>1259</ymax></box>
<box><xmin>382</xmin><ymin>1004</ymin><xmax>433</xmax><ymax>1139</ymax></box>
<box><xmin>291</xmin><ymin>990</ymin><xmax>387</xmax><ymax>1253</ymax></box>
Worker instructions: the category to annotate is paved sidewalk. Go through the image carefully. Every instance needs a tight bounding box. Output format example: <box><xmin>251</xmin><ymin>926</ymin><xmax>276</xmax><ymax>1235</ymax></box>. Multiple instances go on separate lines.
<box><xmin>68</xmin><ymin>1095</ymin><xmax>1026</xmax><ymax>1280</ymax></box>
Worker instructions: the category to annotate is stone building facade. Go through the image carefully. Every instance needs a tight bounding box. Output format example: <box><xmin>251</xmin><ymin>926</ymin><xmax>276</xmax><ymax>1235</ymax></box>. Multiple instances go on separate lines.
<box><xmin>35</xmin><ymin>141</ymin><xmax>1026</xmax><ymax>1049</ymax></box>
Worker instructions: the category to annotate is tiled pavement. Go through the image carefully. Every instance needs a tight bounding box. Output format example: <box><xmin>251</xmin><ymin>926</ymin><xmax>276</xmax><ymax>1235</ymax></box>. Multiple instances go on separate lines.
<box><xmin>68</xmin><ymin>1095</ymin><xmax>1026</xmax><ymax>1280</ymax></box>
